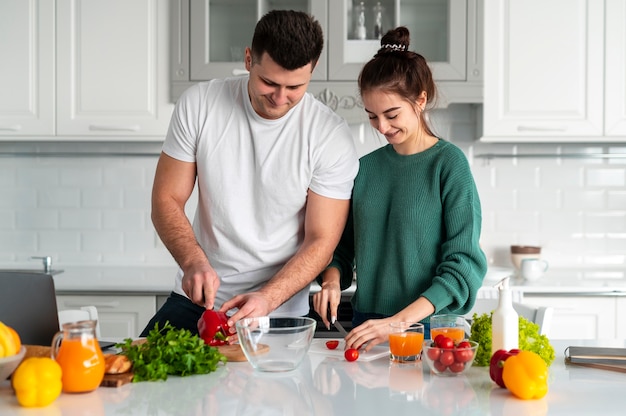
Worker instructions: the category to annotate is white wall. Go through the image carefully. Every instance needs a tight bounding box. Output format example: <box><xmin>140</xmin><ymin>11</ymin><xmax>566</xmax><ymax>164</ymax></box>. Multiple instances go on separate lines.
<box><xmin>2</xmin><ymin>104</ymin><xmax>625</xmax><ymax>271</ymax></box>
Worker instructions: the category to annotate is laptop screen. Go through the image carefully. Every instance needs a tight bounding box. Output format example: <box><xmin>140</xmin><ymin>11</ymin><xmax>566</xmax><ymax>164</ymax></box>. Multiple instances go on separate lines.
<box><xmin>0</xmin><ymin>272</ymin><xmax>61</xmax><ymax>346</ymax></box>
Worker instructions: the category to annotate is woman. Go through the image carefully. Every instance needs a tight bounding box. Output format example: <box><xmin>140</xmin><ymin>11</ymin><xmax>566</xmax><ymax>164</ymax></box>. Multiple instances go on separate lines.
<box><xmin>313</xmin><ymin>27</ymin><xmax>487</xmax><ymax>351</ymax></box>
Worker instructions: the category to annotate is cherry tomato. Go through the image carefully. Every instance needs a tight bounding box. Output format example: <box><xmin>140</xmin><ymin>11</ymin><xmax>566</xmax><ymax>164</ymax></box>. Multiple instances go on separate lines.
<box><xmin>449</xmin><ymin>361</ymin><xmax>466</xmax><ymax>373</ymax></box>
<box><xmin>426</xmin><ymin>346</ymin><xmax>441</xmax><ymax>361</ymax></box>
<box><xmin>433</xmin><ymin>360</ymin><xmax>448</xmax><ymax>372</ymax></box>
<box><xmin>457</xmin><ymin>341</ymin><xmax>472</xmax><ymax>349</ymax></box>
<box><xmin>454</xmin><ymin>348</ymin><xmax>474</xmax><ymax>363</ymax></box>
<box><xmin>437</xmin><ymin>336</ymin><xmax>454</xmax><ymax>350</ymax></box>
<box><xmin>434</xmin><ymin>334</ymin><xmax>445</xmax><ymax>345</ymax></box>
<box><xmin>439</xmin><ymin>350</ymin><xmax>455</xmax><ymax>366</ymax></box>
<box><xmin>344</xmin><ymin>348</ymin><xmax>359</xmax><ymax>362</ymax></box>
<box><xmin>325</xmin><ymin>340</ymin><xmax>339</xmax><ymax>350</ymax></box>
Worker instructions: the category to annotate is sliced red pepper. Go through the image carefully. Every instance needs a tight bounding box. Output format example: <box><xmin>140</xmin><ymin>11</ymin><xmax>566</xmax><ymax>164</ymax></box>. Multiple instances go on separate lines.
<box><xmin>489</xmin><ymin>348</ymin><xmax>521</xmax><ymax>388</ymax></box>
<box><xmin>198</xmin><ymin>310</ymin><xmax>231</xmax><ymax>346</ymax></box>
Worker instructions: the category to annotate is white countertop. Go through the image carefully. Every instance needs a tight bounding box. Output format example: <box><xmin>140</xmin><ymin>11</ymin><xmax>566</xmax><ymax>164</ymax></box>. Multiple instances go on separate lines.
<box><xmin>1</xmin><ymin>339</ymin><xmax>625</xmax><ymax>415</ymax></box>
<box><xmin>51</xmin><ymin>266</ymin><xmax>178</xmax><ymax>294</ymax></box>
<box><xmin>5</xmin><ymin>265</ymin><xmax>626</xmax><ymax>295</ymax></box>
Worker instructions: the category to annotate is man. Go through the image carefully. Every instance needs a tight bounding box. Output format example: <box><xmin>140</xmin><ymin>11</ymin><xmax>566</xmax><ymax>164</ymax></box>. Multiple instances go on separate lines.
<box><xmin>140</xmin><ymin>10</ymin><xmax>358</xmax><ymax>336</ymax></box>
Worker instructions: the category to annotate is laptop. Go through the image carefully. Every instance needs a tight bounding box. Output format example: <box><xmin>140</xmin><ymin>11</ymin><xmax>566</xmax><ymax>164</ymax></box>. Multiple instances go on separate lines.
<box><xmin>0</xmin><ymin>272</ymin><xmax>115</xmax><ymax>349</ymax></box>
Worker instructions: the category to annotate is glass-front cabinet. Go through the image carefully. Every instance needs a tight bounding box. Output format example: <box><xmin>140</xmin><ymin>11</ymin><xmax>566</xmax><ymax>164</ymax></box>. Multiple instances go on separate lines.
<box><xmin>186</xmin><ymin>0</ymin><xmax>328</xmax><ymax>81</ymax></box>
<box><xmin>328</xmin><ymin>0</ymin><xmax>472</xmax><ymax>81</ymax></box>
<box><xmin>171</xmin><ymin>0</ymin><xmax>482</xmax><ymax>114</ymax></box>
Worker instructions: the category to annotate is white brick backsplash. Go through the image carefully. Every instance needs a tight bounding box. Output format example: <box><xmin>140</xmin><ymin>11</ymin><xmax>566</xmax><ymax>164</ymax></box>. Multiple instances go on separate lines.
<box><xmin>39</xmin><ymin>231</ymin><xmax>81</xmax><ymax>251</ymax></box>
<box><xmin>103</xmin><ymin>210</ymin><xmax>146</xmax><ymax>230</ymax></box>
<box><xmin>586</xmin><ymin>168</ymin><xmax>626</xmax><ymax>187</ymax></box>
<box><xmin>0</xmin><ymin>210</ymin><xmax>15</xmax><ymax>228</ymax></box>
<box><xmin>516</xmin><ymin>189</ymin><xmax>560</xmax><ymax>211</ymax></box>
<box><xmin>608</xmin><ymin>191</ymin><xmax>626</xmax><ymax>209</ymax></box>
<box><xmin>2</xmin><ymin>104</ymin><xmax>626</xmax><ymax>270</ymax></box>
<box><xmin>16</xmin><ymin>209</ymin><xmax>58</xmax><ymax>229</ymax></box>
<box><xmin>39</xmin><ymin>189</ymin><xmax>81</xmax><ymax>208</ymax></box>
<box><xmin>585</xmin><ymin>213</ymin><xmax>626</xmax><ymax>233</ymax></box>
<box><xmin>562</xmin><ymin>190</ymin><xmax>606</xmax><ymax>210</ymax></box>
<box><xmin>59</xmin><ymin>209</ymin><xmax>102</xmax><ymax>229</ymax></box>
<box><xmin>60</xmin><ymin>167</ymin><xmax>103</xmax><ymax>187</ymax></box>
<box><xmin>81</xmin><ymin>189</ymin><xmax>124</xmax><ymax>209</ymax></box>
<box><xmin>104</xmin><ymin>166</ymin><xmax>146</xmax><ymax>187</ymax></box>
<box><xmin>0</xmin><ymin>167</ymin><xmax>16</xmax><ymax>186</ymax></box>
<box><xmin>82</xmin><ymin>231</ymin><xmax>123</xmax><ymax>252</ymax></box>
<box><xmin>17</xmin><ymin>166</ymin><xmax>59</xmax><ymax>187</ymax></box>
<box><xmin>0</xmin><ymin>189</ymin><xmax>36</xmax><ymax>208</ymax></box>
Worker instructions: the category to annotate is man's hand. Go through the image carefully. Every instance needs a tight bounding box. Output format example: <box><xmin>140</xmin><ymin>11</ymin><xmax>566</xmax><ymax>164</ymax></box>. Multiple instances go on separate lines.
<box><xmin>181</xmin><ymin>265</ymin><xmax>220</xmax><ymax>309</ymax></box>
<box><xmin>220</xmin><ymin>292</ymin><xmax>272</xmax><ymax>329</ymax></box>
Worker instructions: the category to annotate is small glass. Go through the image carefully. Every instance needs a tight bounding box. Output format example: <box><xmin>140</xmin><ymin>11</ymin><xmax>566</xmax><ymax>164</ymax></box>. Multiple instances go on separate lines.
<box><xmin>389</xmin><ymin>322</ymin><xmax>424</xmax><ymax>363</ymax></box>
<box><xmin>429</xmin><ymin>314</ymin><xmax>466</xmax><ymax>343</ymax></box>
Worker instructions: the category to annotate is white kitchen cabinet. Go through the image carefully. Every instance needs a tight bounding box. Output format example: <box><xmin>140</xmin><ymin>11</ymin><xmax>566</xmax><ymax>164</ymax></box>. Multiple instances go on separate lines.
<box><xmin>56</xmin><ymin>295</ymin><xmax>157</xmax><ymax>339</ymax></box>
<box><xmin>0</xmin><ymin>0</ymin><xmax>173</xmax><ymax>141</ymax></box>
<box><xmin>482</xmin><ymin>0</ymin><xmax>608</xmax><ymax>142</ymax></box>
<box><xmin>604</xmin><ymin>0</ymin><xmax>626</xmax><ymax>137</ymax></box>
<box><xmin>172</xmin><ymin>0</ymin><xmax>482</xmax><ymax>116</ymax></box>
<box><xmin>616</xmin><ymin>297</ymin><xmax>626</xmax><ymax>339</ymax></box>
<box><xmin>0</xmin><ymin>0</ymin><xmax>55</xmax><ymax>136</ymax></box>
<box><xmin>56</xmin><ymin>0</ymin><xmax>173</xmax><ymax>138</ymax></box>
<box><xmin>524</xmin><ymin>296</ymin><xmax>617</xmax><ymax>340</ymax></box>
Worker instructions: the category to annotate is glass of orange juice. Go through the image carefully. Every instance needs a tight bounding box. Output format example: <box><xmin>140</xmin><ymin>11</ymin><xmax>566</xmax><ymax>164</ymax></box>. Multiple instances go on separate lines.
<box><xmin>389</xmin><ymin>322</ymin><xmax>424</xmax><ymax>363</ymax></box>
<box><xmin>429</xmin><ymin>314</ymin><xmax>466</xmax><ymax>343</ymax></box>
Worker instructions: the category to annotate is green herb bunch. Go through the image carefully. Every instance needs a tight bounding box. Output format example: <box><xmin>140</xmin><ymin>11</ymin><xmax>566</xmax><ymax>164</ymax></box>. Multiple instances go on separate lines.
<box><xmin>469</xmin><ymin>312</ymin><xmax>555</xmax><ymax>367</ymax></box>
<box><xmin>116</xmin><ymin>322</ymin><xmax>227</xmax><ymax>382</ymax></box>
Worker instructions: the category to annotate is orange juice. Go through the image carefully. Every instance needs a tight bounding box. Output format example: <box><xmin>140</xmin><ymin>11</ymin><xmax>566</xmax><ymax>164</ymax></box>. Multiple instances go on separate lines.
<box><xmin>55</xmin><ymin>338</ymin><xmax>105</xmax><ymax>393</ymax></box>
<box><xmin>430</xmin><ymin>327</ymin><xmax>465</xmax><ymax>343</ymax></box>
<box><xmin>389</xmin><ymin>332</ymin><xmax>424</xmax><ymax>358</ymax></box>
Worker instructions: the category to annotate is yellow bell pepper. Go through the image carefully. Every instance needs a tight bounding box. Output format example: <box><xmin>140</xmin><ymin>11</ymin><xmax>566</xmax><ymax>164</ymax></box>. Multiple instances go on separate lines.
<box><xmin>502</xmin><ymin>350</ymin><xmax>549</xmax><ymax>400</ymax></box>
<box><xmin>12</xmin><ymin>357</ymin><xmax>63</xmax><ymax>407</ymax></box>
<box><xmin>0</xmin><ymin>321</ymin><xmax>20</xmax><ymax>358</ymax></box>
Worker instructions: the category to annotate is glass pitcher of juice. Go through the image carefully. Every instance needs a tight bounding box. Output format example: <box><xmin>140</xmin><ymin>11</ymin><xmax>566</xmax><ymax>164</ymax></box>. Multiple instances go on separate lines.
<box><xmin>52</xmin><ymin>320</ymin><xmax>105</xmax><ymax>393</ymax></box>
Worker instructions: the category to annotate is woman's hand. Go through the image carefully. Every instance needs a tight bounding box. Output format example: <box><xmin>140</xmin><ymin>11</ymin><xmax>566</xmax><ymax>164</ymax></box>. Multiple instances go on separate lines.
<box><xmin>312</xmin><ymin>280</ymin><xmax>341</xmax><ymax>330</ymax></box>
<box><xmin>345</xmin><ymin>317</ymin><xmax>394</xmax><ymax>352</ymax></box>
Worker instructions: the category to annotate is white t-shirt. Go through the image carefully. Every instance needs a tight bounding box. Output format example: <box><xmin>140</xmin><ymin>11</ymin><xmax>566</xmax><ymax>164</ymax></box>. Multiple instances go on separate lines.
<box><xmin>162</xmin><ymin>77</ymin><xmax>359</xmax><ymax>316</ymax></box>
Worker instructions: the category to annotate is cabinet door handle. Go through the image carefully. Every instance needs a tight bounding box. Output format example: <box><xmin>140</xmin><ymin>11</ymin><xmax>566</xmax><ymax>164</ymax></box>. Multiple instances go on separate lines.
<box><xmin>232</xmin><ymin>68</ymin><xmax>249</xmax><ymax>76</ymax></box>
<box><xmin>62</xmin><ymin>300</ymin><xmax>120</xmax><ymax>308</ymax></box>
<box><xmin>0</xmin><ymin>125</ymin><xmax>22</xmax><ymax>131</ymax></box>
<box><xmin>516</xmin><ymin>125</ymin><xmax>567</xmax><ymax>132</ymax></box>
<box><xmin>88</xmin><ymin>124</ymin><xmax>141</xmax><ymax>132</ymax></box>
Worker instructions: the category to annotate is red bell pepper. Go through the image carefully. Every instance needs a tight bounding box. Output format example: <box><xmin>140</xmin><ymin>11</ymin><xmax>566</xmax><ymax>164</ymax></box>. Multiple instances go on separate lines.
<box><xmin>197</xmin><ymin>310</ymin><xmax>231</xmax><ymax>346</ymax></box>
<box><xmin>489</xmin><ymin>348</ymin><xmax>521</xmax><ymax>388</ymax></box>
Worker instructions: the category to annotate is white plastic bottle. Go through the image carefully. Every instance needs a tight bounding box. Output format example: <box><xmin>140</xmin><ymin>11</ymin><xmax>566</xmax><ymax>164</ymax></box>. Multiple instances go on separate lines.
<box><xmin>491</xmin><ymin>277</ymin><xmax>519</xmax><ymax>355</ymax></box>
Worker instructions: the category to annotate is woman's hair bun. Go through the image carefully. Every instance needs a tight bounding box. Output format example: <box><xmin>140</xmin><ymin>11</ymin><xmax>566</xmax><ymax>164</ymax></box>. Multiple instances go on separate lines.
<box><xmin>376</xmin><ymin>26</ymin><xmax>410</xmax><ymax>55</ymax></box>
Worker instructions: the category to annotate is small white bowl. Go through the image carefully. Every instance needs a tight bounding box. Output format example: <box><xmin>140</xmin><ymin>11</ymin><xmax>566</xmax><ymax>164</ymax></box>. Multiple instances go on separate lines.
<box><xmin>0</xmin><ymin>346</ymin><xmax>26</xmax><ymax>380</ymax></box>
<box><xmin>235</xmin><ymin>316</ymin><xmax>316</xmax><ymax>372</ymax></box>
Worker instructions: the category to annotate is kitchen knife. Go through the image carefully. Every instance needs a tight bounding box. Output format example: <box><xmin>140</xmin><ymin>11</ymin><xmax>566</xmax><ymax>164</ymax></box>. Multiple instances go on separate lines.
<box><xmin>333</xmin><ymin>320</ymin><xmax>349</xmax><ymax>337</ymax></box>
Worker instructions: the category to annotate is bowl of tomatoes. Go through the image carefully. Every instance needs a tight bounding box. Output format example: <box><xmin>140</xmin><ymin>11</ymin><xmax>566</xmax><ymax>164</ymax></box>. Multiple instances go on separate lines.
<box><xmin>422</xmin><ymin>335</ymin><xmax>478</xmax><ymax>376</ymax></box>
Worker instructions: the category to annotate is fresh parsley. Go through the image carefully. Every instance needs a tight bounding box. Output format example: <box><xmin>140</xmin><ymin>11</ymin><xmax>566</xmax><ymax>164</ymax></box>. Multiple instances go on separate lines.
<box><xmin>116</xmin><ymin>322</ymin><xmax>227</xmax><ymax>382</ymax></box>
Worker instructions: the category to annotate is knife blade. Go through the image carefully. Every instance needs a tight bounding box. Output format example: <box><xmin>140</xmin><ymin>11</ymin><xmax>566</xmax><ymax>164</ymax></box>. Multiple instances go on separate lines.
<box><xmin>333</xmin><ymin>320</ymin><xmax>349</xmax><ymax>337</ymax></box>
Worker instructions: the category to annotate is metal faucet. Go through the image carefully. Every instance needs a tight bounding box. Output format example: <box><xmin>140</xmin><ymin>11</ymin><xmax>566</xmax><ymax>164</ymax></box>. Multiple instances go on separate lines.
<box><xmin>31</xmin><ymin>256</ymin><xmax>52</xmax><ymax>274</ymax></box>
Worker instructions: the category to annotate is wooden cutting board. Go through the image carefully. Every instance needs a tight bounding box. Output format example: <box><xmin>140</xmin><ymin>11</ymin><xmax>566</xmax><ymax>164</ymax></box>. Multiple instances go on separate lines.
<box><xmin>216</xmin><ymin>343</ymin><xmax>269</xmax><ymax>362</ymax></box>
<box><xmin>101</xmin><ymin>371</ymin><xmax>134</xmax><ymax>387</ymax></box>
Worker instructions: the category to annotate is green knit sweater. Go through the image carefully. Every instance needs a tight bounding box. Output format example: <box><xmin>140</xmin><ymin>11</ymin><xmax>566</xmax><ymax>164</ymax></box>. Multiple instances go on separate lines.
<box><xmin>327</xmin><ymin>139</ymin><xmax>487</xmax><ymax>322</ymax></box>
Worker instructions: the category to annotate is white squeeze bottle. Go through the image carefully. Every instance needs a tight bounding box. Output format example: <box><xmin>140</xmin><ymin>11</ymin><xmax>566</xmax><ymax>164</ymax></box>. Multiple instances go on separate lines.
<box><xmin>491</xmin><ymin>276</ymin><xmax>518</xmax><ymax>355</ymax></box>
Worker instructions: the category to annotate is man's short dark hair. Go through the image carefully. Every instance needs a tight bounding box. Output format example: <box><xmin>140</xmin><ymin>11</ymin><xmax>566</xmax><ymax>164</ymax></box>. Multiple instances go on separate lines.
<box><xmin>251</xmin><ymin>10</ymin><xmax>324</xmax><ymax>71</ymax></box>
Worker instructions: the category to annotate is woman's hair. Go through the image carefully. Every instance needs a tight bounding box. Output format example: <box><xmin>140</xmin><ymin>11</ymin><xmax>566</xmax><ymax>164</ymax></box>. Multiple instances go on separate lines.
<box><xmin>251</xmin><ymin>10</ymin><xmax>324</xmax><ymax>71</ymax></box>
<box><xmin>358</xmin><ymin>27</ymin><xmax>437</xmax><ymax>135</ymax></box>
